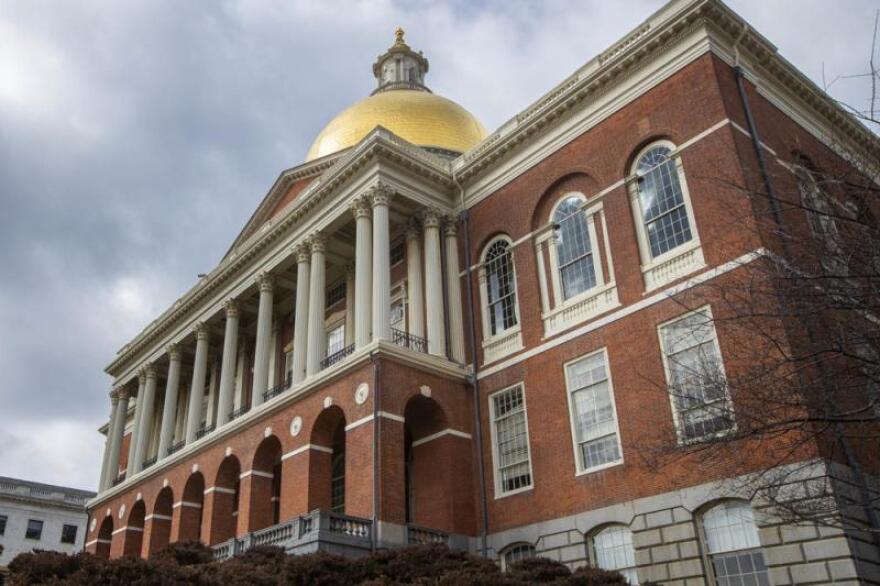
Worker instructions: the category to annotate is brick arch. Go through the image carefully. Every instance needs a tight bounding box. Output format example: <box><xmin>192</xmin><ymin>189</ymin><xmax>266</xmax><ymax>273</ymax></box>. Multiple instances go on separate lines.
<box><xmin>308</xmin><ymin>406</ymin><xmax>347</xmax><ymax>513</ymax></box>
<box><xmin>96</xmin><ymin>515</ymin><xmax>113</xmax><ymax>559</ymax></box>
<box><xmin>623</xmin><ymin>132</ymin><xmax>679</xmax><ymax>177</ymax></box>
<box><xmin>246</xmin><ymin>435</ymin><xmax>283</xmax><ymax>532</ymax></box>
<box><xmin>530</xmin><ymin>172</ymin><xmax>599</xmax><ymax>233</ymax></box>
<box><xmin>208</xmin><ymin>455</ymin><xmax>241</xmax><ymax>545</ymax></box>
<box><xmin>146</xmin><ymin>486</ymin><xmax>173</xmax><ymax>557</ymax></box>
<box><xmin>177</xmin><ymin>472</ymin><xmax>205</xmax><ymax>542</ymax></box>
<box><xmin>123</xmin><ymin>500</ymin><xmax>146</xmax><ymax>558</ymax></box>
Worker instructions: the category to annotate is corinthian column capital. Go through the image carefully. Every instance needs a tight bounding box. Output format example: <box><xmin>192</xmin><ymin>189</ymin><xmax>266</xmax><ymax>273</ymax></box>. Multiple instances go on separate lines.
<box><xmin>368</xmin><ymin>182</ymin><xmax>394</xmax><ymax>207</ymax></box>
<box><xmin>223</xmin><ymin>299</ymin><xmax>239</xmax><ymax>318</ymax></box>
<box><xmin>166</xmin><ymin>343</ymin><xmax>181</xmax><ymax>361</ymax></box>
<box><xmin>443</xmin><ymin>215</ymin><xmax>459</xmax><ymax>237</ymax></box>
<box><xmin>194</xmin><ymin>321</ymin><xmax>210</xmax><ymax>341</ymax></box>
<box><xmin>421</xmin><ymin>208</ymin><xmax>442</xmax><ymax>229</ymax></box>
<box><xmin>144</xmin><ymin>363</ymin><xmax>157</xmax><ymax>379</ymax></box>
<box><xmin>349</xmin><ymin>196</ymin><xmax>371</xmax><ymax>220</ymax></box>
<box><xmin>294</xmin><ymin>243</ymin><xmax>311</xmax><ymax>263</ymax></box>
<box><xmin>308</xmin><ymin>232</ymin><xmax>327</xmax><ymax>253</ymax></box>
<box><xmin>256</xmin><ymin>272</ymin><xmax>275</xmax><ymax>293</ymax></box>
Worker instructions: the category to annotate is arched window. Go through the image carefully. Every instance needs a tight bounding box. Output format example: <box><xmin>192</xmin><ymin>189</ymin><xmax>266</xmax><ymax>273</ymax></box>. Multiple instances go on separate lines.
<box><xmin>591</xmin><ymin>525</ymin><xmax>638</xmax><ymax>584</ymax></box>
<box><xmin>500</xmin><ymin>542</ymin><xmax>535</xmax><ymax>571</ymax></box>
<box><xmin>553</xmin><ymin>195</ymin><xmax>597</xmax><ymax>300</ymax></box>
<box><xmin>701</xmin><ymin>501</ymin><xmax>769</xmax><ymax>586</ymax></box>
<box><xmin>484</xmin><ymin>239</ymin><xmax>519</xmax><ymax>336</ymax></box>
<box><xmin>794</xmin><ymin>162</ymin><xmax>842</xmax><ymax>265</ymax></box>
<box><xmin>634</xmin><ymin>144</ymin><xmax>694</xmax><ymax>259</ymax></box>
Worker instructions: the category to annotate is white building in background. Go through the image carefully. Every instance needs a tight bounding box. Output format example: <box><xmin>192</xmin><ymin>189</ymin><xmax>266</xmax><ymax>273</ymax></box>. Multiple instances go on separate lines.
<box><xmin>0</xmin><ymin>477</ymin><xmax>95</xmax><ymax>571</ymax></box>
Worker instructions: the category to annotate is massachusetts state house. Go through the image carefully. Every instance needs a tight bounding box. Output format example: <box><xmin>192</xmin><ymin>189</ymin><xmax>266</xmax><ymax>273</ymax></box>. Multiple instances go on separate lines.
<box><xmin>85</xmin><ymin>1</ymin><xmax>880</xmax><ymax>584</ymax></box>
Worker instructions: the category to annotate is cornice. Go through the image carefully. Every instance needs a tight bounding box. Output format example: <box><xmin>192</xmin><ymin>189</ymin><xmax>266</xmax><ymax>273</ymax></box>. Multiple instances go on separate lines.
<box><xmin>106</xmin><ymin>130</ymin><xmax>454</xmax><ymax>378</ymax></box>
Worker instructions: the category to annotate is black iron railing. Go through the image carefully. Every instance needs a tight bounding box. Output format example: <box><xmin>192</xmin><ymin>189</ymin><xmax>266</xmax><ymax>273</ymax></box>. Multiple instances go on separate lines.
<box><xmin>263</xmin><ymin>374</ymin><xmax>293</xmax><ymax>402</ymax></box>
<box><xmin>392</xmin><ymin>328</ymin><xmax>427</xmax><ymax>353</ymax></box>
<box><xmin>142</xmin><ymin>456</ymin><xmax>157</xmax><ymax>469</ymax></box>
<box><xmin>196</xmin><ymin>423</ymin><xmax>215</xmax><ymax>439</ymax></box>
<box><xmin>229</xmin><ymin>405</ymin><xmax>250</xmax><ymax>421</ymax></box>
<box><xmin>167</xmin><ymin>440</ymin><xmax>185</xmax><ymax>456</ymax></box>
<box><xmin>320</xmin><ymin>344</ymin><xmax>355</xmax><ymax>369</ymax></box>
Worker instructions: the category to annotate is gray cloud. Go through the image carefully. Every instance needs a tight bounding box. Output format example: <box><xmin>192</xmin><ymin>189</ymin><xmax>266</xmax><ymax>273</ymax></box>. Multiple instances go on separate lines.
<box><xmin>0</xmin><ymin>0</ymin><xmax>876</xmax><ymax>491</ymax></box>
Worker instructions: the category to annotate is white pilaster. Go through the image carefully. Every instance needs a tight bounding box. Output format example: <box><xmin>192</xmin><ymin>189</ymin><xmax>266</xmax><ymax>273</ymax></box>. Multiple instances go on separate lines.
<box><xmin>344</xmin><ymin>264</ymin><xmax>355</xmax><ymax>346</ymax></box>
<box><xmin>99</xmin><ymin>391</ymin><xmax>120</xmax><ymax>490</ymax></box>
<box><xmin>423</xmin><ymin>209</ymin><xmax>446</xmax><ymax>356</ymax></box>
<box><xmin>185</xmin><ymin>323</ymin><xmax>209</xmax><ymax>444</ymax></box>
<box><xmin>351</xmin><ymin>198</ymin><xmax>372</xmax><ymax>348</ymax></box>
<box><xmin>371</xmin><ymin>185</ymin><xmax>393</xmax><ymax>342</ymax></box>
<box><xmin>444</xmin><ymin>216</ymin><xmax>465</xmax><ymax>363</ymax></box>
<box><xmin>251</xmin><ymin>272</ymin><xmax>275</xmax><ymax>407</ymax></box>
<box><xmin>106</xmin><ymin>387</ymin><xmax>129</xmax><ymax>489</ymax></box>
<box><xmin>405</xmin><ymin>220</ymin><xmax>425</xmax><ymax>340</ymax></box>
<box><xmin>125</xmin><ymin>372</ymin><xmax>146</xmax><ymax>478</ymax></box>
<box><xmin>292</xmin><ymin>244</ymin><xmax>311</xmax><ymax>384</ymax></box>
<box><xmin>306</xmin><ymin>233</ymin><xmax>327</xmax><ymax>376</ymax></box>
<box><xmin>133</xmin><ymin>365</ymin><xmax>157</xmax><ymax>472</ymax></box>
<box><xmin>157</xmin><ymin>344</ymin><xmax>182</xmax><ymax>459</ymax></box>
<box><xmin>216</xmin><ymin>301</ymin><xmax>239</xmax><ymax>427</ymax></box>
<box><xmin>206</xmin><ymin>359</ymin><xmax>219</xmax><ymax>427</ymax></box>
<box><xmin>268</xmin><ymin>318</ymin><xmax>280</xmax><ymax>389</ymax></box>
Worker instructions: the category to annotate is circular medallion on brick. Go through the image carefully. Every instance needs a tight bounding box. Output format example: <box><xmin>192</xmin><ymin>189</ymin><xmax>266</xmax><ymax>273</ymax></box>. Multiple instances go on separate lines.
<box><xmin>264</xmin><ymin>426</ymin><xmax>273</xmax><ymax>438</ymax></box>
<box><xmin>118</xmin><ymin>504</ymin><xmax>126</xmax><ymax>519</ymax></box>
<box><xmin>323</xmin><ymin>396</ymin><xmax>333</xmax><ymax>408</ymax></box>
<box><xmin>290</xmin><ymin>416</ymin><xmax>303</xmax><ymax>437</ymax></box>
<box><xmin>355</xmin><ymin>382</ymin><xmax>370</xmax><ymax>405</ymax></box>
<box><xmin>420</xmin><ymin>384</ymin><xmax>431</xmax><ymax>397</ymax></box>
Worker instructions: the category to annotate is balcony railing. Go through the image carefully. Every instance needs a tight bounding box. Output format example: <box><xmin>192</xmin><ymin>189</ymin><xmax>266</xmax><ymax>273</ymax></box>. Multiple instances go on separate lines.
<box><xmin>167</xmin><ymin>440</ymin><xmax>185</xmax><ymax>456</ymax></box>
<box><xmin>392</xmin><ymin>328</ymin><xmax>427</xmax><ymax>354</ymax></box>
<box><xmin>142</xmin><ymin>456</ymin><xmax>157</xmax><ymax>469</ymax></box>
<box><xmin>229</xmin><ymin>405</ymin><xmax>250</xmax><ymax>421</ymax></box>
<box><xmin>320</xmin><ymin>344</ymin><xmax>355</xmax><ymax>369</ymax></box>
<box><xmin>263</xmin><ymin>374</ymin><xmax>293</xmax><ymax>402</ymax></box>
<box><xmin>196</xmin><ymin>423</ymin><xmax>215</xmax><ymax>439</ymax></box>
<box><xmin>406</xmin><ymin>524</ymin><xmax>450</xmax><ymax>545</ymax></box>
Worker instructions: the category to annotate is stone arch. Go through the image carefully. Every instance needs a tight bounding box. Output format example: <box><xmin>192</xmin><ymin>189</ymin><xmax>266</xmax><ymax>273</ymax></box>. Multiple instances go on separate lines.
<box><xmin>96</xmin><ymin>515</ymin><xmax>113</xmax><ymax>559</ymax></box>
<box><xmin>247</xmin><ymin>435</ymin><xmax>283</xmax><ymax>532</ymax></box>
<box><xmin>146</xmin><ymin>486</ymin><xmax>173</xmax><ymax>557</ymax></box>
<box><xmin>404</xmin><ymin>395</ymin><xmax>453</xmax><ymax>530</ymax></box>
<box><xmin>122</xmin><ymin>500</ymin><xmax>146</xmax><ymax>558</ymax></box>
<box><xmin>308</xmin><ymin>406</ymin><xmax>347</xmax><ymax>513</ymax></box>
<box><xmin>209</xmin><ymin>455</ymin><xmax>241</xmax><ymax>544</ymax></box>
<box><xmin>177</xmin><ymin>472</ymin><xmax>205</xmax><ymax>542</ymax></box>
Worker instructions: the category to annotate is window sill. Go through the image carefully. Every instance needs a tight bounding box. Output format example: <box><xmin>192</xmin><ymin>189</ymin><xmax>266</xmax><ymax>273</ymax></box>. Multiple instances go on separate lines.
<box><xmin>493</xmin><ymin>484</ymin><xmax>534</xmax><ymax>500</ymax></box>
<box><xmin>542</xmin><ymin>283</ymin><xmax>619</xmax><ymax>338</ymax></box>
<box><xmin>642</xmin><ymin>242</ymin><xmax>705</xmax><ymax>291</ymax></box>
<box><xmin>482</xmin><ymin>326</ymin><xmax>524</xmax><ymax>365</ymax></box>
<box><xmin>574</xmin><ymin>459</ymin><xmax>624</xmax><ymax>477</ymax></box>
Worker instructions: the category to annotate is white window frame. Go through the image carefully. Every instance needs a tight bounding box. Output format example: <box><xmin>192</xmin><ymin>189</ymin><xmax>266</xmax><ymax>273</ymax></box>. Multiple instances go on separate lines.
<box><xmin>657</xmin><ymin>305</ymin><xmax>735</xmax><ymax>445</ymax></box>
<box><xmin>488</xmin><ymin>383</ymin><xmax>534</xmax><ymax>499</ymax></box>
<box><xmin>499</xmin><ymin>542</ymin><xmax>536</xmax><ymax>571</ymax></box>
<box><xmin>563</xmin><ymin>348</ymin><xmax>625</xmax><ymax>475</ymax></box>
<box><xmin>547</xmin><ymin>193</ymin><xmax>606</xmax><ymax>307</ymax></box>
<box><xmin>698</xmin><ymin>500</ymin><xmax>770</xmax><ymax>586</ymax></box>
<box><xmin>325</xmin><ymin>320</ymin><xmax>346</xmax><ymax>357</ymax></box>
<box><xmin>627</xmin><ymin>141</ymin><xmax>704</xmax><ymax>290</ymax></box>
<box><xmin>479</xmin><ymin>235</ymin><xmax>524</xmax><ymax>364</ymax></box>
<box><xmin>589</xmin><ymin>524</ymin><xmax>639</xmax><ymax>584</ymax></box>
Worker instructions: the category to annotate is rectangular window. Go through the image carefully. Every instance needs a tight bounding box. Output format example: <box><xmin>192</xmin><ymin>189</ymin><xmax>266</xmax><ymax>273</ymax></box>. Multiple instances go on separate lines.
<box><xmin>325</xmin><ymin>281</ymin><xmax>346</xmax><ymax>308</ymax></box>
<box><xmin>659</xmin><ymin>307</ymin><xmax>733</xmax><ymax>442</ymax></box>
<box><xmin>61</xmin><ymin>524</ymin><xmax>78</xmax><ymax>544</ymax></box>
<box><xmin>390</xmin><ymin>240</ymin><xmax>405</xmax><ymax>266</ymax></box>
<box><xmin>0</xmin><ymin>514</ymin><xmax>6</xmax><ymax>535</ymax></box>
<box><xmin>26</xmin><ymin>519</ymin><xmax>43</xmax><ymax>540</ymax></box>
<box><xmin>390</xmin><ymin>298</ymin><xmax>405</xmax><ymax>331</ymax></box>
<box><xmin>326</xmin><ymin>323</ymin><xmax>345</xmax><ymax>357</ymax></box>
<box><xmin>565</xmin><ymin>350</ymin><xmax>623</xmax><ymax>473</ymax></box>
<box><xmin>489</xmin><ymin>384</ymin><xmax>533</xmax><ymax>496</ymax></box>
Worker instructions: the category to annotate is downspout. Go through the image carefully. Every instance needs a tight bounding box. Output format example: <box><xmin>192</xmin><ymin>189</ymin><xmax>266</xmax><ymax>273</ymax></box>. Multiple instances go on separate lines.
<box><xmin>453</xmin><ymin>169</ymin><xmax>490</xmax><ymax>558</ymax></box>
<box><xmin>370</xmin><ymin>350</ymin><xmax>380</xmax><ymax>553</ymax></box>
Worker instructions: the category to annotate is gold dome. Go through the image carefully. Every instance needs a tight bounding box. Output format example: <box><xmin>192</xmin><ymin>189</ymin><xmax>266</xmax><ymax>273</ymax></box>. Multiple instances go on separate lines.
<box><xmin>306</xmin><ymin>89</ymin><xmax>488</xmax><ymax>161</ymax></box>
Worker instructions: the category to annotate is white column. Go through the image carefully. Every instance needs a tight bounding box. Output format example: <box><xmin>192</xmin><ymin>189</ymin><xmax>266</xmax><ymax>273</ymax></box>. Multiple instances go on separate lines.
<box><xmin>371</xmin><ymin>185</ymin><xmax>393</xmax><ymax>341</ymax></box>
<box><xmin>344</xmin><ymin>265</ymin><xmax>355</xmax><ymax>346</ymax></box>
<box><xmin>306</xmin><ymin>233</ymin><xmax>327</xmax><ymax>376</ymax></box>
<box><xmin>216</xmin><ymin>300</ymin><xmax>239</xmax><ymax>427</ymax></box>
<box><xmin>125</xmin><ymin>372</ymin><xmax>146</xmax><ymax>478</ymax></box>
<box><xmin>351</xmin><ymin>198</ymin><xmax>372</xmax><ymax>348</ymax></box>
<box><xmin>292</xmin><ymin>245</ymin><xmax>311</xmax><ymax>384</ymax></box>
<box><xmin>106</xmin><ymin>388</ymin><xmax>129</xmax><ymax>488</ymax></box>
<box><xmin>185</xmin><ymin>323</ymin><xmax>209</xmax><ymax>444</ymax></box>
<box><xmin>157</xmin><ymin>345</ymin><xmax>182</xmax><ymax>459</ymax></box>
<box><xmin>405</xmin><ymin>221</ymin><xmax>425</xmax><ymax>340</ymax></box>
<box><xmin>99</xmin><ymin>392</ymin><xmax>119</xmax><ymax>490</ymax></box>
<box><xmin>133</xmin><ymin>365</ymin><xmax>157</xmax><ymax>472</ymax></box>
<box><xmin>423</xmin><ymin>209</ymin><xmax>446</xmax><ymax>356</ymax></box>
<box><xmin>444</xmin><ymin>216</ymin><xmax>465</xmax><ymax>363</ymax></box>
<box><xmin>233</xmin><ymin>341</ymin><xmax>247</xmax><ymax>409</ymax></box>
<box><xmin>251</xmin><ymin>272</ymin><xmax>275</xmax><ymax>407</ymax></box>
<box><xmin>268</xmin><ymin>318</ymin><xmax>280</xmax><ymax>389</ymax></box>
<box><xmin>206</xmin><ymin>359</ymin><xmax>219</xmax><ymax>427</ymax></box>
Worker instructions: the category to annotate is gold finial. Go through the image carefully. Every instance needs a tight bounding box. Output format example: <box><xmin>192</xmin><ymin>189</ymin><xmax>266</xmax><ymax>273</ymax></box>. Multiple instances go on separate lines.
<box><xmin>394</xmin><ymin>27</ymin><xmax>405</xmax><ymax>45</ymax></box>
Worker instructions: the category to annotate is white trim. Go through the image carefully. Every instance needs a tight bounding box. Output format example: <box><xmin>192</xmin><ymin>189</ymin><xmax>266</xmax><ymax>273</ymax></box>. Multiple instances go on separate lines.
<box><xmin>112</xmin><ymin>526</ymin><xmax>144</xmax><ymax>535</ymax></box>
<box><xmin>144</xmin><ymin>514</ymin><xmax>172</xmax><ymax>521</ymax></box>
<box><xmin>410</xmin><ymin>428</ymin><xmax>472</xmax><ymax>448</ymax></box>
<box><xmin>281</xmin><ymin>443</ymin><xmax>333</xmax><ymax>460</ymax></box>
<box><xmin>488</xmin><ymin>382</ymin><xmax>535</xmax><ymax>499</ymax></box>
<box><xmin>204</xmin><ymin>486</ymin><xmax>236</xmax><ymax>495</ymax></box>
<box><xmin>344</xmin><ymin>410</ymin><xmax>405</xmax><ymax>432</ymax></box>
<box><xmin>172</xmin><ymin>500</ymin><xmax>203</xmax><ymax>509</ymax></box>
<box><xmin>562</xmin><ymin>347</ymin><xmax>624</xmax><ymax>476</ymax></box>
<box><xmin>478</xmin><ymin>248</ymin><xmax>768</xmax><ymax>379</ymax></box>
<box><xmin>86</xmin><ymin>538</ymin><xmax>112</xmax><ymax>547</ymax></box>
<box><xmin>239</xmin><ymin>469</ymin><xmax>274</xmax><ymax>480</ymax></box>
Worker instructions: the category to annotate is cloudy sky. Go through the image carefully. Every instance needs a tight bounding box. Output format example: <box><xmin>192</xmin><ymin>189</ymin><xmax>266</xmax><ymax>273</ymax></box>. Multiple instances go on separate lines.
<box><xmin>1</xmin><ymin>0</ymin><xmax>877</xmax><ymax>491</ymax></box>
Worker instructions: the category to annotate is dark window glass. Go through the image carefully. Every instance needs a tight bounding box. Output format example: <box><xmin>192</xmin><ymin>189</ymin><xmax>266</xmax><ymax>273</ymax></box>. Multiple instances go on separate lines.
<box><xmin>26</xmin><ymin>519</ymin><xmax>43</xmax><ymax>540</ymax></box>
<box><xmin>326</xmin><ymin>281</ymin><xmax>346</xmax><ymax>307</ymax></box>
<box><xmin>390</xmin><ymin>241</ymin><xmax>405</xmax><ymax>265</ymax></box>
<box><xmin>61</xmin><ymin>524</ymin><xmax>78</xmax><ymax>544</ymax></box>
<box><xmin>0</xmin><ymin>514</ymin><xmax>7</xmax><ymax>535</ymax></box>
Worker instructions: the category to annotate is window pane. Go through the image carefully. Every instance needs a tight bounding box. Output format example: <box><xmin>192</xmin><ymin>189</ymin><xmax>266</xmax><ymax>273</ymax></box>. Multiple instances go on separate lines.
<box><xmin>565</xmin><ymin>351</ymin><xmax>622</xmax><ymax>471</ymax></box>
<box><xmin>0</xmin><ymin>514</ymin><xmax>7</xmax><ymax>535</ymax></box>
<box><xmin>637</xmin><ymin>146</ymin><xmax>693</xmax><ymax>258</ymax></box>
<box><xmin>26</xmin><ymin>519</ymin><xmax>43</xmax><ymax>540</ymax></box>
<box><xmin>703</xmin><ymin>501</ymin><xmax>761</xmax><ymax>554</ymax></box>
<box><xmin>554</xmin><ymin>196</ymin><xmax>597</xmax><ymax>300</ymax></box>
<box><xmin>503</xmin><ymin>543</ymin><xmax>535</xmax><ymax>570</ymax></box>
<box><xmin>61</xmin><ymin>524</ymin><xmax>78</xmax><ymax>544</ymax></box>
<box><xmin>390</xmin><ymin>300</ymin><xmax>404</xmax><ymax>329</ymax></box>
<box><xmin>485</xmin><ymin>240</ymin><xmax>518</xmax><ymax>336</ymax></box>
<box><xmin>711</xmin><ymin>550</ymin><xmax>770</xmax><ymax>586</ymax></box>
<box><xmin>326</xmin><ymin>324</ymin><xmax>345</xmax><ymax>356</ymax></box>
<box><xmin>331</xmin><ymin>453</ymin><xmax>345</xmax><ymax>513</ymax></box>
<box><xmin>594</xmin><ymin>526</ymin><xmax>638</xmax><ymax>584</ymax></box>
<box><xmin>492</xmin><ymin>385</ymin><xmax>532</xmax><ymax>494</ymax></box>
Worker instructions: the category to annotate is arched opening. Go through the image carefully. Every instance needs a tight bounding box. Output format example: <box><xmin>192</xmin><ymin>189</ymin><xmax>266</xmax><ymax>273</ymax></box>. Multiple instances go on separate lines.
<box><xmin>404</xmin><ymin>395</ymin><xmax>448</xmax><ymax>529</ymax></box>
<box><xmin>698</xmin><ymin>499</ymin><xmax>770</xmax><ymax>586</ymax></box>
<box><xmin>147</xmin><ymin>486</ymin><xmax>173</xmax><ymax>557</ymax></box>
<box><xmin>210</xmin><ymin>455</ymin><xmax>241</xmax><ymax>544</ymax></box>
<box><xmin>178</xmin><ymin>472</ymin><xmax>205</xmax><ymax>542</ymax></box>
<box><xmin>96</xmin><ymin>516</ymin><xmax>113</xmax><ymax>559</ymax></box>
<box><xmin>248</xmin><ymin>435</ymin><xmax>282</xmax><ymax>531</ymax></box>
<box><xmin>123</xmin><ymin>500</ymin><xmax>146</xmax><ymax>558</ymax></box>
<box><xmin>309</xmin><ymin>406</ymin><xmax>346</xmax><ymax>513</ymax></box>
